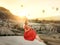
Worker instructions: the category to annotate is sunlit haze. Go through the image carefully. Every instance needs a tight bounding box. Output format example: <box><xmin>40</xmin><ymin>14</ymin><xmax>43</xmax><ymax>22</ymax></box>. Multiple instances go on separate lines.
<box><xmin>0</xmin><ymin>0</ymin><xmax>60</xmax><ymax>20</ymax></box>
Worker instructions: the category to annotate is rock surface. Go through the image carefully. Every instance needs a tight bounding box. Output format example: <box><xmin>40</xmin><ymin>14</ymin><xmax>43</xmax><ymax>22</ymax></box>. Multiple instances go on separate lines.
<box><xmin>0</xmin><ymin>36</ymin><xmax>46</xmax><ymax>45</ymax></box>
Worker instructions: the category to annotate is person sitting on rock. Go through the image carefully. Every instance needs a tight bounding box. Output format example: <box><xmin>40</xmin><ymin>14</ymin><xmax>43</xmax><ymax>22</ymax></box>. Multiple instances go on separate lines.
<box><xmin>23</xmin><ymin>19</ymin><xmax>43</xmax><ymax>42</ymax></box>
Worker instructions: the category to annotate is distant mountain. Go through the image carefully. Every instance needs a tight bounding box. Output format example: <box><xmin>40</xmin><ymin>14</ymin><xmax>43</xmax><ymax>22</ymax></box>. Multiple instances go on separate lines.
<box><xmin>0</xmin><ymin>7</ymin><xmax>24</xmax><ymax>36</ymax></box>
<box><xmin>45</xmin><ymin>16</ymin><xmax>60</xmax><ymax>21</ymax></box>
<box><xmin>38</xmin><ymin>16</ymin><xmax>60</xmax><ymax>21</ymax></box>
<box><xmin>0</xmin><ymin>7</ymin><xmax>20</xmax><ymax>20</ymax></box>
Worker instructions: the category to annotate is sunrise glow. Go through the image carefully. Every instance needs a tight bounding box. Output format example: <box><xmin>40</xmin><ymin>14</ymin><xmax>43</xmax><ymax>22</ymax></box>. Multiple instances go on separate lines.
<box><xmin>0</xmin><ymin>0</ymin><xmax>60</xmax><ymax>20</ymax></box>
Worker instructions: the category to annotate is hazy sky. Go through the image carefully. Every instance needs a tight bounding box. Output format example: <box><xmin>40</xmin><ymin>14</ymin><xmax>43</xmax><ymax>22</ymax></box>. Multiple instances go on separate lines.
<box><xmin>0</xmin><ymin>0</ymin><xmax>60</xmax><ymax>19</ymax></box>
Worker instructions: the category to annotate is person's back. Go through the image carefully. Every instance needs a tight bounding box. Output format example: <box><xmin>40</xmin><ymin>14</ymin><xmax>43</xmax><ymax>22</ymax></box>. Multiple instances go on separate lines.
<box><xmin>23</xmin><ymin>23</ymin><xmax>36</xmax><ymax>41</ymax></box>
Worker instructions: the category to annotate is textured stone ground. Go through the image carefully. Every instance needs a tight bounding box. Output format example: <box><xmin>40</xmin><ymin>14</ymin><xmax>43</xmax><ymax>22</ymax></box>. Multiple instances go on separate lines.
<box><xmin>0</xmin><ymin>36</ymin><xmax>46</xmax><ymax>45</ymax></box>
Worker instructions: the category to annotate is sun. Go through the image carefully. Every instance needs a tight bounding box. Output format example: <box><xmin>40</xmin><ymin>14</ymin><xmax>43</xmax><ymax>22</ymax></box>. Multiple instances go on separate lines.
<box><xmin>17</xmin><ymin>9</ymin><xmax>32</xmax><ymax>19</ymax></box>
<box><xmin>11</xmin><ymin>8</ymin><xmax>30</xmax><ymax>18</ymax></box>
<box><xmin>19</xmin><ymin>10</ymin><xmax>28</xmax><ymax>17</ymax></box>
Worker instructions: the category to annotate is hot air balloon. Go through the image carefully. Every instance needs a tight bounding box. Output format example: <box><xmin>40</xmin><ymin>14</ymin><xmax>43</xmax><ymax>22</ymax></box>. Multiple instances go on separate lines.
<box><xmin>21</xmin><ymin>5</ymin><xmax>23</xmax><ymax>7</ymax></box>
<box><xmin>42</xmin><ymin>10</ymin><xmax>45</xmax><ymax>13</ymax></box>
